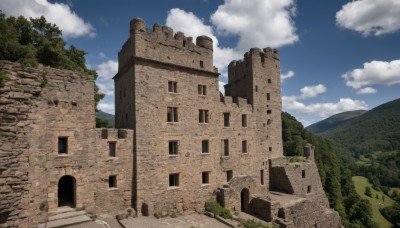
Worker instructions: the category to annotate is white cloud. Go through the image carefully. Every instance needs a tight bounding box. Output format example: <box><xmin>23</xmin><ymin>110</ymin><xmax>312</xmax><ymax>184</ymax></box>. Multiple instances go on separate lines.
<box><xmin>211</xmin><ymin>0</ymin><xmax>298</xmax><ymax>51</ymax></box>
<box><xmin>342</xmin><ymin>60</ymin><xmax>400</xmax><ymax>89</ymax></box>
<box><xmin>299</xmin><ymin>84</ymin><xmax>327</xmax><ymax>99</ymax></box>
<box><xmin>97</xmin><ymin>101</ymin><xmax>115</xmax><ymax>114</ymax></box>
<box><xmin>218</xmin><ymin>81</ymin><xmax>226</xmax><ymax>95</ymax></box>
<box><xmin>336</xmin><ymin>0</ymin><xmax>400</xmax><ymax>36</ymax></box>
<box><xmin>166</xmin><ymin>8</ymin><xmax>240</xmax><ymax>73</ymax></box>
<box><xmin>281</xmin><ymin>70</ymin><xmax>295</xmax><ymax>81</ymax></box>
<box><xmin>98</xmin><ymin>52</ymin><xmax>107</xmax><ymax>59</ymax></box>
<box><xmin>1</xmin><ymin>0</ymin><xmax>95</xmax><ymax>38</ymax></box>
<box><xmin>357</xmin><ymin>87</ymin><xmax>377</xmax><ymax>94</ymax></box>
<box><xmin>96</xmin><ymin>60</ymin><xmax>118</xmax><ymax>96</ymax></box>
<box><xmin>283</xmin><ymin>96</ymin><xmax>368</xmax><ymax>118</ymax></box>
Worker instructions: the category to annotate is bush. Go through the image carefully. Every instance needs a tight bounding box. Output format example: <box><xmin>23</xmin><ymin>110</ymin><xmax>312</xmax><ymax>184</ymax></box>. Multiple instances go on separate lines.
<box><xmin>0</xmin><ymin>70</ymin><xmax>7</xmax><ymax>88</ymax></box>
<box><xmin>243</xmin><ymin>219</ymin><xmax>269</xmax><ymax>228</ymax></box>
<box><xmin>205</xmin><ymin>200</ymin><xmax>232</xmax><ymax>219</ymax></box>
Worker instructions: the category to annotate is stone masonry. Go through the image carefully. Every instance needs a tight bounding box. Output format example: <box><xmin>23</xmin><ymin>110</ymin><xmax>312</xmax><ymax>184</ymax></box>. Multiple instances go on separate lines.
<box><xmin>114</xmin><ymin>18</ymin><xmax>341</xmax><ymax>227</ymax></box>
<box><xmin>0</xmin><ymin>17</ymin><xmax>341</xmax><ymax>228</ymax></box>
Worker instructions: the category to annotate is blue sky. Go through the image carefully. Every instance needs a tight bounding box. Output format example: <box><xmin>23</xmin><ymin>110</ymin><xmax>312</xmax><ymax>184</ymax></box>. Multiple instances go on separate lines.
<box><xmin>2</xmin><ymin>0</ymin><xmax>400</xmax><ymax>126</ymax></box>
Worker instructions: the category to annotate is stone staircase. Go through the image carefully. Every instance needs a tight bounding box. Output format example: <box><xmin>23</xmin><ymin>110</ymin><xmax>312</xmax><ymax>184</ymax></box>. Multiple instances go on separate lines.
<box><xmin>39</xmin><ymin>207</ymin><xmax>92</xmax><ymax>228</ymax></box>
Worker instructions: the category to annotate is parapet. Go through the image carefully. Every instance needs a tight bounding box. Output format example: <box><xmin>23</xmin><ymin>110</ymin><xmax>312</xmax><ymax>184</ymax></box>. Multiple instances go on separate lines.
<box><xmin>130</xmin><ymin>18</ymin><xmax>146</xmax><ymax>34</ymax></box>
<box><xmin>228</xmin><ymin>47</ymin><xmax>280</xmax><ymax>70</ymax></box>
<box><xmin>196</xmin><ymin>36</ymin><xmax>213</xmax><ymax>50</ymax></box>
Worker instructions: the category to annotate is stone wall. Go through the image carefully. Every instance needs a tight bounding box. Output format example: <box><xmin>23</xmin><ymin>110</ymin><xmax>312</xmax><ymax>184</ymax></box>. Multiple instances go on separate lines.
<box><xmin>0</xmin><ymin>61</ymin><xmax>133</xmax><ymax>227</ymax></box>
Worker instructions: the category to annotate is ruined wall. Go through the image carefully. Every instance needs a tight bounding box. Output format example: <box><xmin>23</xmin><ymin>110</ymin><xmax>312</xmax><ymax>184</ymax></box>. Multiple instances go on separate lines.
<box><xmin>0</xmin><ymin>61</ymin><xmax>133</xmax><ymax>227</ymax></box>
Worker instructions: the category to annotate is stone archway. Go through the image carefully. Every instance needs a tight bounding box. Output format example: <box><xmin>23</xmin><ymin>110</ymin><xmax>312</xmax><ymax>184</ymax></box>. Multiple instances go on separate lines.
<box><xmin>241</xmin><ymin>188</ymin><xmax>250</xmax><ymax>212</ymax></box>
<box><xmin>58</xmin><ymin>175</ymin><xmax>76</xmax><ymax>207</ymax></box>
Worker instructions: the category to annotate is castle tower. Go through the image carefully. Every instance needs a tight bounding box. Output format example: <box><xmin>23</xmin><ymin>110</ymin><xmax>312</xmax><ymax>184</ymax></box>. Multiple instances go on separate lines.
<box><xmin>225</xmin><ymin>48</ymin><xmax>283</xmax><ymax>158</ymax></box>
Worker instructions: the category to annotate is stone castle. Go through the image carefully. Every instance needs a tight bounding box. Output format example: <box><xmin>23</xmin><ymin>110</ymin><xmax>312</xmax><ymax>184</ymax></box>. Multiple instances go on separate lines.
<box><xmin>0</xmin><ymin>18</ymin><xmax>341</xmax><ymax>227</ymax></box>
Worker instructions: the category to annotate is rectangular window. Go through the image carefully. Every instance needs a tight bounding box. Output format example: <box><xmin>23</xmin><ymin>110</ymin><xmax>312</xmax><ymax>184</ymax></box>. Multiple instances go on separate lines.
<box><xmin>109</xmin><ymin>175</ymin><xmax>117</xmax><ymax>188</ymax></box>
<box><xmin>242</xmin><ymin>114</ymin><xmax>247</xmax><ymax>127</ymax></box>
<box><xmin>58</xmin><ymin>137</ymin><xmax>68</xmax><ymax>154</ymax></box>
<box><xmin>199</xmin><ymin>109</ymin><xmax>209</xmax><ymax>123</ymax></box>
<box><xmin>269</xmin><ymin>147</ymin><xmax>272</xmax><ymax>152</ymax></box>
<box><xmin>267</xmin><ymin>109</ymin><xmax>272</xmax><ymax>114</ymax></box>
<box><xmin>242</xmin><ymin>140</ymin><xmax>248</xmax><ymax>154</ymax></box>
<box><xmin>169</xmin><ymin>173</ymin><xmax>179</xmax><ymax>187</ymax></box>
<box><xmin>260</xmin><ymin>170</ymin><xmax>264</xmax><ymax>185</ymax></box>
<box><xmin>200</xmin><ymin>61</ymin><xmax>204</xmax><ymax>68</ymax></box>
<box><xmin>302</xmin><ymin>170</ymin><xmax>306</xmax><ymax>178</ymax></box>
<box><xmin>268</xmin><ymin>79</ymin><xmax>271</xmax><ymax>83</ymax></box>
<box><xmin>202</xmin><ymin>140</ymin><xmax>209</xmax><ymax>154</ymax></box>
<box><xmin>267</xmin><ymin>93</ymin><xmax>270</xmax><ymax>101</ymax></box>
<box><xmin>223</xmin><ymin>113</ymin><xmax>230</xmax><ymax>127</ymax></box>
<box><xmin>223</xmin><ymin>139</ymin><xmax>229</xmax><ymax>156</ymax></box>
<box><xmin>167</xmin><ymin>107</ymin><xmax>178</xmax><ymax>122</ymax></box>
<box><xmin>169</xmin><ymin>141</ymin><xmax>178</xmax><ymax>155</ymax></box>
<box><xmin>202</xmin><ymin>172</ymin><xmax>210</xmax><ymax>184</ymax></box>
<box><xmin>109</xmin><ymin>142</ymin><xmax>116</xmax><ymax>157</ymax></box>
<box><xmin>198</xmin><ymin>85</ymin><xmax>206</xmax><ymax>95</ymax></box>
<box><xmin>226</xmin><ymin>170</ymin><xmax>233</xmax><ymax>182</ymax></box>
<box><xmin>168</xmin><ymin>81</ymin><xmax>177</xmax><ymax>93</ymax></box>
<box><xmin>307</xmin><ymin>185</ymin><xmax>312</xmax><ymax>193</ymax></box>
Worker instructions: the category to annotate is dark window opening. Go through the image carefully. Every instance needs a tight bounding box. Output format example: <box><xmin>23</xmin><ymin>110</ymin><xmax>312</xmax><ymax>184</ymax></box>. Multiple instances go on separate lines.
<box><xmin>267</xmin><ymin>93</ymin><xmax>270</xmax><ymax>100</ymax></box>
<box><xmin>268</xmin><ymin>79</ymin><xmax>271</xmax><ymax>83</ymax></box>
<box><xmin>223</xmin><ymin>139</ymin><xmax>229</xmax><ymax>156</ymax></box>
<box><xmin>202</xmin><ymin>172</ymin><xmax>209</xmax><ymax>184</ymax></box>
<box><xmin>267</xmin><ymin>119</ymin><xmax>272</xmax><ymax>125</ymax></box>
<box><xmin>109</xmin><ymin>175</ymin><xmax>117</xmax><ymax>188</ymax></box>
<box><xmin>242</xmin><ymin>114</ymin><xmax>247</xmax><ymax>127</ymax></box>
<box><xmin>227</xmin><ymin>170</ymin><xmax>233</xmax><ymax>182</ymax></box>
<box><xmin>168</xmin><ymin>81</ymin><xmax>177</xmax><ymax>93</ymax></box>
<box><xmin>202</xmin><ymin>140</ymin><xmax>209</xmax><ymax>154</ymax></box>
<box><xmin>169</xmin><ymin>173</ymin><xmax>179</xmax><ymax>187</ymax></box>
<box><xmin>199</xmin><ymin>109</ymin><xmax>209</xmax><ymax>123</ymax></box>
<box><xmin>269</xmin><ymin>147</ymin><xmax>272</xmax><ymax>152</ymax></box>
<box><xmin>255</xmin><ymin>86</ymin><xmax>258</xmax><ymax>92</ymax></box>
<box><xmin>183</xmin><ymin>40</ymin><xmax>186</xmax><ymax>47</ymax></box>
<box><xmin>307</xmin><ymin>185</ymin><xmax>312</xmax><ymax>193</ymax></box>
<box><xmin>169</xmin><ymin>141</ymin><xmax>178</xmax><ymax>155</ymax></box>
<box><xmin>125</xmin><ymin>113</ymin><xmax>128</xmax><ymax>122</ymax></box>
<box><xmin>302</xmin><ymin>170</ymin><xmax>306</xmax><ymax>178</ymax></box>
<box><xmin>109</xmin><ymin>142</ymin><xmax>116</xmax><ymax>157</ymax></box>
<box><xmin>58</xmin><ymin>137</ymin><xmax>68</xmax><ymax>154</ymax></box>
<box><xmin>260</xmin><ymin>170</ymin><xmax>264</xmax><ymax>185</ymax></box>
<box><xmin>200</xmin><ymin>61</ymin><xmax>204</xmax><ymax>68</ymax></box>
<box><xmin>223</xmin><ymin>113</ymin><xmax>230</xmax><ymax>127</ymax></box>
<box><xmin>198</xmin><ymin>85</ymin><xmax>206</xmax><ymax>95</ymax></box>
<box><xmin>242</xmin><ymin>140</ymin><xmax>248</xmax><ymax>153</ymax></box>
<box><xmin>167</xmin><ymin>107</ymin><xmax>178</xmax><ymax>122</ymax></box>
<box><xmin>267</xmin><ymin>109</ymin><xmax>272</xmax><ymax>114</ymax></box>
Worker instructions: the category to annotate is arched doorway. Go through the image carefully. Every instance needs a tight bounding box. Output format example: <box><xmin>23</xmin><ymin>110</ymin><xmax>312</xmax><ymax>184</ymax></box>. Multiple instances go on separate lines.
<box><xmin>58</xmin><ymin>175</ymin><xmax>76</xmax><ymax>207</ymax></box>
<box><xmin>240</xmin><ymin>188</ymin><xmax>250</xmax><ymax>212</ymax></box>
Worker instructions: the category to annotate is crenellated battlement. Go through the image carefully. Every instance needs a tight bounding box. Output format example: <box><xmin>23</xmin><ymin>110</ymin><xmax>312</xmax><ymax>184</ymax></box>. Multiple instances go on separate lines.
<box><xmin>220</xmin><ymin>96</ymin><xmax>252</xmax><ymax>110</ymax></box>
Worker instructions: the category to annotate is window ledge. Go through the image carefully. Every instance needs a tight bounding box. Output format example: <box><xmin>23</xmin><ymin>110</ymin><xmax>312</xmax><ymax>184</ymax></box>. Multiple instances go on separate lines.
<box><xmin>57</xmin><ymin>154</ymin><xmax>68</xmax><ymax>157</ymax></box>
<box><xmin>201</xmin><ymin>184</ymin><xmax>210</xmax><ymax>187</ymax></box>
<box><xmin>241</xmin><ymin>153</ymin><xmax>249</xmax><ymax>155</ymax></box>
<box><xmin>199</xmin><ymin>123</ymin><xmax>209</xmax><ymax>125</ymax></box>
<box><xmin>168</xmin><ymin>155</ymin><xmax>178</xmax><ymax>157</ymax></box>
<box><xmin>201</xmin><ymin>153</ymin><xmax>209</xmax><ymax>156</ymax></box>
<box><xmin>168</xmin><ymin>186</ymin><xmax>180</xmax><ymax>190</ymax></box>
<box><xmin>108</xmin><ymin>187</ymin><xmax>118</xmax><ymax>191</ymax></box>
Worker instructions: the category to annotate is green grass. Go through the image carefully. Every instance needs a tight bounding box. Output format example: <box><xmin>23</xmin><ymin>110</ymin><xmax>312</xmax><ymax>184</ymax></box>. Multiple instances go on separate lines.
<box><xmin>352</xmin><ymin>176</ymin><xmax>395</xmax><ymax>228</ymax></box>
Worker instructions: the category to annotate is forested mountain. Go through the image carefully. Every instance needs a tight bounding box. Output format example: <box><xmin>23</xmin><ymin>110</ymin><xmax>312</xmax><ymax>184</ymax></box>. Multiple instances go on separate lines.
<box><xmin>306</xmin><ymin>110</ymin><xmax>367</xmax><ymax>134</ymax></box>
<box><xmin>96</xmin><ymin>111</ymin><xmax>115</xmax><ymax>127</ymax></box>
<box><xmin>282</xmin><ymin>112</ymin><xmax>378</xmax><ymax>228</ymax></box>
<box><xmin>317</xmin><ymin>98</ymin><xmax>400</xmax><ymax>155</ymax></box>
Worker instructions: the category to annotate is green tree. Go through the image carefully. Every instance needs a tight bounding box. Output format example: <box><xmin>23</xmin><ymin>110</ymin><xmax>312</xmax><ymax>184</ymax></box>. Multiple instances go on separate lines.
<box><xmin>365</xmin><ymin>186</ymin><xmax>372</xmax><ymax>197</ymax></box>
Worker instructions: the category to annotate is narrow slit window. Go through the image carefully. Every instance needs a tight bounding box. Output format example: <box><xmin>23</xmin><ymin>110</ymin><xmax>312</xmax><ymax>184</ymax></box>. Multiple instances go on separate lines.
<box><xmin>202</xmin><ymin>172</ymin><xmax>210</xmax><ymax>184</ymax></box>
<box><xmin>227</xmin><ymin>170</ymin><xmax>233</xmax><ymax>182</ymax></box>
<box><xmin>169</xmin><ymin>141</ymin><xmax>178</xmax><ymax>155</ymax></box>
<box><xmin>109</xmin><ymin>175</ymin><xmax>117</xmax><ymax>188</ymax></box>
<box><xmin>168</xmin><ymin>81</ymin><xmax>177</xmax><ymax>93</ymax></box>
<box><xmin>302</xmin><ymin>170</ymin><xmax>306</xmax><ymax>178</ymax></box>
<box><xmin>169</xmin><ymin>173</ymin><xmax>179</xmax><ymax>187</ymax></box>
<box><xmin>242</xmin><ymin>114</ymin><xmax>247</xmax><ymax>127</ymax></box>
<box><xmin>267</xmin><ymin>93</ymin><xmax>270</xmax><ymax>101</ymax></box>
<box><xmin>307</xmin><ymin>185</ymin><xmax>312</xmax><ymax>193</ymax></box>
<box><xmin>223</xmin><ymin>139</ymin><xmax>229</xmax><ymax>156</ymax></box>
<box><xmin>260</xmin><ymin>170</ymin><xmax>264</xmax><ymax>185</ymax></box>
<box><xmin>58</xmin><ymin>137</ymin><xmax>68</xmax><ymax>154</ymax></box>
<box><xmin>202</xmin><ymin>140</ymin><xmax>209</xmax><ymax>154</ymax></box>
<box><xmin>200</xmin><ymin>61</ymin><xmax>204</xmax><ymax>68</ymax></box>
<box><xmin>199</xmin><ymin>110</ymin><xmax>209</xmax><ymax>123</ymax></box>
<box><xmin>109</xmin><ymin>142</ymin><xmax>116</xmax><ymax>157</ymax></box>
<box><xmin>242</xmin><ymin>140</ymin><xmax>248</xmax><ymax>154</ymax></box>
<box><xmin>167</xmin><ymin>107</ymin><xmax>178</xmax><ymax>122</ymax></box>
<box><xmin>223</xmin><ymin>113</ymin><xmax>230</xmax><ymax>127</ymax></box>
<box><xmin>269</xmin><ymin>147</ymin><xmax>272</xmax><ymax>152</ymax></box>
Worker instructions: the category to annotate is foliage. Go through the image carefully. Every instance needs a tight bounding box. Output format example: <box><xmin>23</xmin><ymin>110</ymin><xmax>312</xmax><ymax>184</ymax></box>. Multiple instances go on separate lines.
<box><xmin>96</xmin><ymin>110</ymin><xmax>115</xmax><ymax>127</ymax></box>
<box><xmin>365</xmin><ymin>186</ymin><xmax>372</xmax><ymax>197</ymax></box>
<box><xmin>243</xmin><ymin>219</ymin><xmax>269</xmax><ymax>228</ymax></box>
<box><xmin>380</xmin><ymin>202</ymin><xmax>400</xmax><ymax>228</ymax></box>
<box><xmin>0</xmin><ymin>11</ymin><xmax>104</xmax><ymax>109</ymax></box>
<box><xmin>282</xmin><ymin>112</ymin><xmax>377</xmax><ymax>227</ymax></box>
<box><xmin>96</xmin><ymin>118</ymin><xmax>111</xmax><ymax>128</ymax></box>
<box><xmin>306</xmin><ymin>110</ymin><xmax>367</xmax><ymax>134</ymax></box>
<box><xmin>205</xmin><ymin>200</ymin><xmax>232</xmax><ymax>219</ymax></box>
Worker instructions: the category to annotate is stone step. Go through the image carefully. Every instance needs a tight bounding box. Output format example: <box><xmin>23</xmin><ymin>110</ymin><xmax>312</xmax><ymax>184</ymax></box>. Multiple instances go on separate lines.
<box><xmin>48</xmin><ymin>206</ymin><xmax>76</xmax><ymax>216</ymax></box>
<box><xmin>48</xmin><ymin>210</ymin><xmax>86</xmax><ymax>221</ymax></box>
<box><xmin>45</xmin><ymin>214</ymin><xmax>91</xmax><ymax>228</ymax></box>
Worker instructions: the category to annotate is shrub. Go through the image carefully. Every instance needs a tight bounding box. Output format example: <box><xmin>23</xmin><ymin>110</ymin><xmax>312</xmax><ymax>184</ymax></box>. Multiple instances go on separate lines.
<box><xmin>243</xmin><ymin>219</ymin><xmax>269</xmax><ymax>228</ymax></box>
<box><xmin>0</xmin><ymin>70</ymin><xmax>7</xmax><ymax>88</ymax></box>
<box><xmin>205</xmin><ymin>200</ymin><xmax>232</xmax><ymax>219</ymax></box>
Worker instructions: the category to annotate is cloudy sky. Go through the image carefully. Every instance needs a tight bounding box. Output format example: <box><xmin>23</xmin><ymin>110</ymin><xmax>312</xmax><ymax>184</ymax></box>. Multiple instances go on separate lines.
<box><xmin>2</xmin><ymin>0</ymin><xmax>400</xmax><ymax>126</ymax></box>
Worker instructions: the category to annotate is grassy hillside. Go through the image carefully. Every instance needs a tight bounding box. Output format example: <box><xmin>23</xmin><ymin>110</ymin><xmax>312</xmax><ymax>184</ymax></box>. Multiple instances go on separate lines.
<box><xmin>321</xmin><ymin>98</ymin><xmax>400</xmax><ymax>154</ymax></box>
<box><xmin>96</xmin><ymin>110</ymin><xmax>115</xmax><ymax>127</ymax></box>
<box><xmin>352</xmin><ymin>176</ymin><xmax>395</xmax><ymax>228</ymax></box>
<box><xmin>306</xmin><ymin>110</ymin><xmax>367</xmax><ymax>134</ymax></box>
